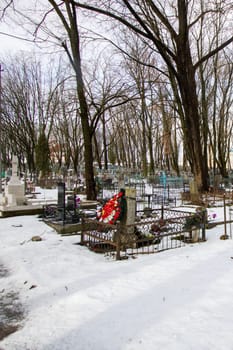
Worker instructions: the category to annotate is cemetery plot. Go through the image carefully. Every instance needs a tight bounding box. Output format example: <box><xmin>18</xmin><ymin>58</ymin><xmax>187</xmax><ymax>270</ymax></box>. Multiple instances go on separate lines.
<box><xmin>80</xmin><ymin>208</ymin><xmax>205</xmax><ymax>259</ymax></box>
<box><xmin>43</xmin><ymin>182</ymin><xmax>80</xmax><ymax>224</ymax></box>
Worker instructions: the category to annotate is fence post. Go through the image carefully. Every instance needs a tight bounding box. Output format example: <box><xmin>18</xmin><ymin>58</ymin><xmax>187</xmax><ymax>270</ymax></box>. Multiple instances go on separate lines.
<box><xmin>223</xmin><ymin>195</ymin><xmax>227</xmax><ymax>238</ymax></box>
<box><xmin>116</xmin><ymin>221</ymin><xmax>121</xmax><ymax>260</ymax></box>
<box><xmin>201</xmin><ymin>208</ymin><xmax>207</xmax><ymax>241</ymax></box>
<box><xmin>161</xmin><ymin>204</ymin><xmax>164</xmax><ymax>219</ymax></box>
<box><xmin>80</xmin><ymin>216</ymin><xmax>85</xmax><ymax>245</ymax></box>
<box><xmin>229</xmin><ymin>206</ymin><xmax>233</xmax><ymax>239</ymax></box>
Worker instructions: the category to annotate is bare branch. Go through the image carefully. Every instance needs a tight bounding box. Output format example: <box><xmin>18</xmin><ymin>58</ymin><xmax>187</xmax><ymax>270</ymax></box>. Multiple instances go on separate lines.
<box><xmin>33</xmin><ymin>4</ymin><xmax>58</xmax><ymax>38</ymax></box>
<box><xmin>81</xmin><ymin>27</ymin><xmax>169</xmax><ymax>79</ymax></box>
<box><xmin>0</xmin><ymin>30</ymin><xmax>37</xmax><ymax>43</ymax></box>
<box><xmin>47</xmin><ymin>0</ymin><xmax>71</xmax><ymax>34</ymax></box>
<box><xmin>188</xmin><ymin>9</ymin><xmax>219</xmax><ymax>29</ymax></box>
<box><xmin>74</xmin><ymin>1</ymin><xmax>178</xmax><ymax>78</ymax></box>
<box><xmin>144</xmin><ymin>0</ymin><xmax>177</xmax><ymax>39</ymax></box>
<box><xmin>0</xmin><ymin>0</ymin><xmax>14</xmax><ymax>20</ymax></box>
<box><xmin>194</xmin><ymin>36</ymin><xmax>233</xmax><ymax>70</ymax></box>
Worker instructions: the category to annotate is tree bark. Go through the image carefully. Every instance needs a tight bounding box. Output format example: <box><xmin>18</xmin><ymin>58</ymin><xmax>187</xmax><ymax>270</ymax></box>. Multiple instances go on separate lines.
<box><xmin>175</xmin><ymin>1</ymin><xmax>209</xmax><ymax>190</ymax></box>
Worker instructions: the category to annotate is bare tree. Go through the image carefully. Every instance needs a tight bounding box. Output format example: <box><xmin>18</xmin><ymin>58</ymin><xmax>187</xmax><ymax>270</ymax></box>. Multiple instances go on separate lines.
<box><xmin>50</xmin><ymin>82</ymin><xmax>84</xmax><ymax>175</ymax></box>
<box><xmin>36</xmin><ymin>1</ymin><xmax>133</xmax><ymax>198</ymax></box>
<box><xmin>84</xmin><ymin>60</ymin><xmax>132</xmax><ymax>170</ymax></box>
<box><xmin>194</xmin><ymin>2</ymin><xmax>233</xmax><ymax>179</ymax></box>
<box><xmin>2</xmin><ymin>0</ymin><xmax>233</xmax><ymax>190</ymax></box>
<box><xmin>74</xmin><ymin>0</ymin><xmax>233</xmax><ymax>191</ymax></box>
<box><xmin>211</xmin><ymin>55</ymin><xmax>233</xmax><ymax>177</ymax></box>
<box><xmin>122</xmin><ymin>40</ymin><xmax>161</xmax><ymax>176</ymax></box>
<box><xmin>41</xmin><ymin>0</ymin><xmax>97</xmax><ymax>199</ymax></box>
<box><xmin>2</xmin><ymin>55</ymin><xmax>60</xmax><ymax>176</ymax></box>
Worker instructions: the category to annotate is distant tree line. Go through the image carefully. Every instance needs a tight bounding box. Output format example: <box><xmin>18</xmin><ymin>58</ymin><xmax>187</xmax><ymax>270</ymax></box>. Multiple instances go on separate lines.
<box><xmin>1</xmin><ymin>0</ymin><xmax>233</xmax><ymax>199</ymax></box>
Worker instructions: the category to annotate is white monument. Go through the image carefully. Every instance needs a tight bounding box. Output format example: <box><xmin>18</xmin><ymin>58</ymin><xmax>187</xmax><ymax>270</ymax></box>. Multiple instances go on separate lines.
<box><xmin>4</xmin><ymin>155</ymin><xmax>26</xmax><ymax>206</ymax></box>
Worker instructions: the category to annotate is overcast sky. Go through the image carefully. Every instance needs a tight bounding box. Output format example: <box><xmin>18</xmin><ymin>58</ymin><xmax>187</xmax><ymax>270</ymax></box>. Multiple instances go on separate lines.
<box><xmin>0</xmin><ymin>29</ymin><xmax>32</xmax><ymax>54</ymax></box>
<box><xmin>0</xmin><ymin>1</ymin><xmax>106</xmax><ymax>63</ymax></box>
<box><xmin>0</xmin><ymin>0</ymin><xmax>56</xmax><ymax>57</ymax></box>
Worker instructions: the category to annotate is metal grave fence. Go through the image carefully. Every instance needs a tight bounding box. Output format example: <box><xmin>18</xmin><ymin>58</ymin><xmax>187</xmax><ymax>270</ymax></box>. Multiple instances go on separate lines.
<box><xmin>80</xmin><ymin>208</ymin><xmax>205</xmax><ymax>260</ymax></box>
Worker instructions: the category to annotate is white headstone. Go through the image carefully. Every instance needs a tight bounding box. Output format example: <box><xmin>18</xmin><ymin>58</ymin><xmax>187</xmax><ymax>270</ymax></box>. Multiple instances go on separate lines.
<box><xmin>5</xmin><ymin>155</ymin><xmax>26</xmax><ymax>206</ymax></box>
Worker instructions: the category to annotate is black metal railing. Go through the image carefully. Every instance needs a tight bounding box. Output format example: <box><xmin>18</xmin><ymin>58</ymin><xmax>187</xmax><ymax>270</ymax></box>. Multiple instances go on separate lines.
<box><xmin>80</xmin><ymin>208</ymin><xmax>206</xmax><ymax>260</ymax></box>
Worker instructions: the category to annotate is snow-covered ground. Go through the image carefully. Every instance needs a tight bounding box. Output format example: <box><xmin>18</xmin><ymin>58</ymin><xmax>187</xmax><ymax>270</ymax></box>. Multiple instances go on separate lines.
<box><xmin>1</xmin><ymin>188</ymin><xmax>233</xmax><ymax>350</ymax></box>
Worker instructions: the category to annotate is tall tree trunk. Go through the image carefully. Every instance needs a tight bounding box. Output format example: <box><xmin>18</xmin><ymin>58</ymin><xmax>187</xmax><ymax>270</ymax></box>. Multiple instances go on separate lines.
<box><xmin>49</xmin><ymin>0</ymin><xmax>96</xmax><ymax>199</ymax></box>
<box><xmin>176</xmin><ymin>2</ymin><xmax>209</xmax><ymax>190</ymax></box>
<box><xmin>177</xmin><ymin>57</ymin><xmax>209</xmax><ymax>190</ymax></box>
<box><xmin>72</xmin><ymin>49</ymin><xmax>96</xmax><ymax>199</ymax></box>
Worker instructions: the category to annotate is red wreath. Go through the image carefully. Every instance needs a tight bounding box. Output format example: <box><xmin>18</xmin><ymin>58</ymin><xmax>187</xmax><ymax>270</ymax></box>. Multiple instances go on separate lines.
<box><xmin>97</xmin><ymin>191</ymin><xmax>124</xmax><ymax>224</ymax></box>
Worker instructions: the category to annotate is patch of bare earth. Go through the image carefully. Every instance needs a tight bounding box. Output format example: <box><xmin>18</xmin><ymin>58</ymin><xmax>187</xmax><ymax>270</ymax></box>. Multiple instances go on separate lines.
<box><xmin>0</xmin><ymin>264</ymin><xmax>25</xmax><ymax>341</ymax></box>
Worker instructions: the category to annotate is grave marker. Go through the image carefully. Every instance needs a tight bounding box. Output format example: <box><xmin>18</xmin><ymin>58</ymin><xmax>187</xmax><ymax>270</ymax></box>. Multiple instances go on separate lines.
<box><xmin>57</xmin><ymin>182</ymin><xmax>65</xmax><ymax>221</ymax></box>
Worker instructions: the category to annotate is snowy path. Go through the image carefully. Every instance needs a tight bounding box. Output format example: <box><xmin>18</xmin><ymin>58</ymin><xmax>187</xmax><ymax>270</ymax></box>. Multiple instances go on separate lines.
<box><xmin>0</xmin><ymin>215</ymin><xmax>233</xmax><ymax>350</ymax></box>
